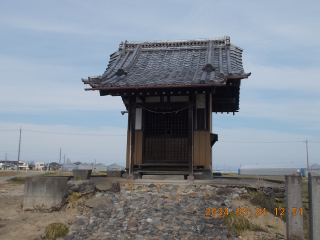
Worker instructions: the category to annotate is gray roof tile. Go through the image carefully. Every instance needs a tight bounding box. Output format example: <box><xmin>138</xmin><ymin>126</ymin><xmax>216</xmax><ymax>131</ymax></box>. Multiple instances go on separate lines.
<box><xmin>83</xmin><ymin>37</ymin><xmax>250</xmax><ymax>88</ymax></box>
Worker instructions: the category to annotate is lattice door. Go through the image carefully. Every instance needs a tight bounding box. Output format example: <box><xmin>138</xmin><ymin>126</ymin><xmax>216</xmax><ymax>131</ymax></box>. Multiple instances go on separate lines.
<box><xmin>144</xmin><ymin>109</ymin><xmax>188</xmax><ymax>161</ymax></box>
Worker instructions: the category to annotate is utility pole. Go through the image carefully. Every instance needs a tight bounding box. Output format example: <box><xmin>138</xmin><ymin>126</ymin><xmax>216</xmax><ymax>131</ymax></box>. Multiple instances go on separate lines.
<box><xmin>59</xmin><ymin>148</ymin><xmax>61</xmax><ymax>165</ymax></box>
<box><xmin>5</xmin><ymin>153</ymin><xmax>7</xmax><ymax>170</ymax></box>
<box><xmin>17</xmin><ymin>128</ymin><xmax>22</xmax><ymax>172</ymax></box>
<box><xmin>64</xmin><ymin>154</ymin><xmax>65</xmax><ymax>164</ymax></box>
<box><xmin>304</xmin><ymin>139</ymin><xmax>309</xmax><ymax>175</ymax></box>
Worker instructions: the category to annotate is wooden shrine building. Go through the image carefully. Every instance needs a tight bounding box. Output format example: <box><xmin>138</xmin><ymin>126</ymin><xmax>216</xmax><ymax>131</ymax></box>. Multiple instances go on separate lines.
<box><xmin>82</xmin><ymin>36</ymin><xmax>250</xmax><ymax>180</ymax></box>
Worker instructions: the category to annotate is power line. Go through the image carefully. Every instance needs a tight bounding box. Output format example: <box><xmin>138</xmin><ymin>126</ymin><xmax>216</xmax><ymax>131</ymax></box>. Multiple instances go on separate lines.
<box><xmin>219</xmin><ymin>141</ymin><xmax>302</xmax><ymax>143</ymax></box>
<box><xmin>2</xmin><ymin>129</ymin><xmax>320</xmax><ymax>143</ymax></box>
<box><xmin>23</xmin><ymin>129</ymin><xmax>126</xmax><ymax>136</ymax></box>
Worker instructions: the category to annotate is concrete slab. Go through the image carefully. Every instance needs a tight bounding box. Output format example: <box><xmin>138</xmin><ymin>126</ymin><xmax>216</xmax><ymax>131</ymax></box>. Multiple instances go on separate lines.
<box><xmin>89</xmin><ymin>178</ymin><xmax>112</xmax><ymax>191</ymax></box>
<box><xmin>194</xmin><ymin>174</ymin><xmax>213</xmax><ymax>180</ymax></box>
<box><xmin>23</xmin><ymin>177</ymin><xmax>69</xmax><ymax>211</ymax></box>
<box><xmin>142</xmin><ymin>175</ymin><xmax>184</xmax><ymax>180</ymax></box>
<box><xmin>107</xmin><ymin>171</ymin><xmax>124</xmax><ymax>177</ymax></box>
<box><xmin>73</xmin><ymin>170</ymin><xmax>92</xmax><ymax>180</ymax></box>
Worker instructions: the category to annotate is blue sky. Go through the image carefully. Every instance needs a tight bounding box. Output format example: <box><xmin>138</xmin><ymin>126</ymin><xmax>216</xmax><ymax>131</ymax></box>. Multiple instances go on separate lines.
<box><xmin>1</xmin><ymin>0</ymin><xmax>319</xmax><ymax>170</ymax></box>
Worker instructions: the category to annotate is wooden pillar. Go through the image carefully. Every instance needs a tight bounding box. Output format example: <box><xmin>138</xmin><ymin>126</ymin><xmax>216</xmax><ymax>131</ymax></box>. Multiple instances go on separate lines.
<box><xmin>187</xmin><ymin>104</ymin><xmax>194</xmax><ymax>181</ymax></box>
<box><xmin>128</xmin><ymin>103</ymin><xmax>136</xmax><ymax>180</ymax></box>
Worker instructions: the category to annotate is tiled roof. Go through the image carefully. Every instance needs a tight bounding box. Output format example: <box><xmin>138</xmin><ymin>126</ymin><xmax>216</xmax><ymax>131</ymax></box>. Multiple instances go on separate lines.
<box><xmin>82</xmin><ymin>36</ymin><xmax>250</xmax><ymax>88</ymax></box>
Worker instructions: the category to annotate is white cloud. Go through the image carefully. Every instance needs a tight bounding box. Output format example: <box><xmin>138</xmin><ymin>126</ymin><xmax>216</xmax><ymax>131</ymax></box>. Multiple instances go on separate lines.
<box><xmin>233</xmin><ymin>62</ymin><xmax>320</xmax><ymax>129</ymax></box>
<box><xmin>0</xmin><ymin>55</ymin><xmax>124</xmax><ymax>113</ymax></box>
<box><xmin>243</xmin><ymin>63</ymin><xmax>320</xmax><ymax>92</ymax></box>
<box><xmin>238</xmin><ymin>98</ymin><xmax>320</xmax><ymax>129</ymax></box>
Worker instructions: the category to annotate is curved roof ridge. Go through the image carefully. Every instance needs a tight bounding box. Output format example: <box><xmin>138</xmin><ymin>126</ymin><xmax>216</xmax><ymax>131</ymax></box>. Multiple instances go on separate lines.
<box><xmin>126</xmin><ymin>37</ymin><xmax>226</xmax><ymax>44</ymax></box>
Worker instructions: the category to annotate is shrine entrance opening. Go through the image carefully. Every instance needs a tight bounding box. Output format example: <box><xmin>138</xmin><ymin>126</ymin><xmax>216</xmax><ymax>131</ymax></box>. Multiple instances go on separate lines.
<box><xmin>143</xmin><ymin>108</ymin><xmax>189</xmax><ymax>167</ymax></box>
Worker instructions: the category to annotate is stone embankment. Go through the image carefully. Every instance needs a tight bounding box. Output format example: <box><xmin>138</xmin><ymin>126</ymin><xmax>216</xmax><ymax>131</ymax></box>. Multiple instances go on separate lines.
<box><xmin>64</xmin><ymin>183</ymin><xmax>246</xmax><ymax>240</ymax></box>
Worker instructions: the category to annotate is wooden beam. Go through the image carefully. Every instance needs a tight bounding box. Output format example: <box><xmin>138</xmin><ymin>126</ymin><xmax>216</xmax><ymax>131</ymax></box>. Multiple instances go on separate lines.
<box><xmin>128</xmin><ymin>104</ymin><xmax>136</xmax><ymax>180</ymax></box>
<box><xmin>188</xmin><ymin>104</ymin><xmax>194</xmax><ymax>180</ymax></box>
<box><xmin>136</xmin><ymin>102</ymin><xmax>189</xmax><ymax>109</ymax></box>
<box><xmin>85</xmin><ymin>83</ymin><xmax>226</xmax><ymax>91</ymax></box>
<box><xmin>136</xmin><ymin>96</ymin><xmax>145</xmax><ymax>102</ymax></box>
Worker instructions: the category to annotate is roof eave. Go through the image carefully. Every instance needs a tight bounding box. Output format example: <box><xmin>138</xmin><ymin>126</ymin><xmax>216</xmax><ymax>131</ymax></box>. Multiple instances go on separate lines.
<box><xmin>84</xmin><ymin>83</ymin><xmax>227</xmax><ymax>91</ymax></box>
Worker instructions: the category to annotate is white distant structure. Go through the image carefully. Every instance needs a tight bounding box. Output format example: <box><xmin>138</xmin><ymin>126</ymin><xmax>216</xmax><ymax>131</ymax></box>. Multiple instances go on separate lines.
<box><xmin>93</xmin><ymin>163</ymin><xmax>107</xmax><ymax>172</ymax></box>
<box><xmin>0</xmin><ymin>163</ymin><xmax>4</xmax><ymax>169</ymax></box>
<box><xmin>107</xmin><ymin>163</ymin><xmax>123</xmax><ymax>171</ymax></box>
<box><xmin>78</xmin><ymin>163</ymin><xmax>93</xmax><ymax>170</ymax></box>
<box><xmin>238</xmin><ymin>164</ymin><xmax>307</xmax><ymax>177</ymax></box>
<box><xmin>61</xmin><ymin>163</ymin><xmax>77</xmax><ymax>172</ymax></box>
<box><xmin>309</xmin><ymin>163</ymin><xmax>320</xmax><ymax>174</ymax></box>
<box><xmin>35</xmin><ymin>162</ymin><xmax>45</xmax><ymax>171</ymax></box>
<box><xmin>17</xmin><ymin>160</ymin><xmax>29</xmax><ymax>170</ymax></box>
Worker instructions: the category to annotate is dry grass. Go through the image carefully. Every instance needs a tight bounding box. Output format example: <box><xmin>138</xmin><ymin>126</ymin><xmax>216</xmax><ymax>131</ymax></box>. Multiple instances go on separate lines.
<box><xmin>247</xmin><ymin>190</ymin><xmax>286</xmax><ymax>222</ymax></box>
<box><xmin>222</xmin><ymin>173</ymin><xmax>286</xmax><ymax>181</ymax></box>
<box><xmin>38</xmin><ymin>172</ymin><xmax>73</xmax><ymax>177</ymax></box>
<box><xmin>68</xmin><ymin>192</ymin><xmax>79</xmax><ymax>203</ymax></box>
<box><xmin>44</xmin><ymin>222</ymin><xmax>69</xmax><ymax>240</ymax></box>
<box><xmin>0</xmin><ymin>171</ymin><xmax>25</xmax><ymax>178</ymax></box>
<box><xmin>7</xmin><ymin>177</ymin><xmax>25</xmax><ymax>184</ymax></box>
<box><xmin>223</xmin><ymin>211</ymin><xmax>268</xmax><ymax>236</ymax></box>
<box><xmin>38</xmin><ymin>171</ymin><xmax>106</xmax><ymax>177</ymax></box>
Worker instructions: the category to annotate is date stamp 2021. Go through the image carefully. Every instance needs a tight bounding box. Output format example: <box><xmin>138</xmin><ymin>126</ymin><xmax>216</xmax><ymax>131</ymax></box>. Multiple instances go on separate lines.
<box><xmin>205</xmin><ymin>207</ymin><xmax>303</xmax><ymax>216</ymax></box>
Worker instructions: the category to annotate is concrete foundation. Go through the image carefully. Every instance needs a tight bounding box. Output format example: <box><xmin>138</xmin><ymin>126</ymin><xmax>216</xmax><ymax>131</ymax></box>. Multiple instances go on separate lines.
<box><xmin>73</xmin><ymin>170</ymin><xmax>92</xmax><ymax>180</ymax></box>
<box><xmin>90</xmin><ymin>177</ymin><xmax>112</xmax><ymax>191</ymax></box>
<box><xmin>107</xmin><ymin>171</ymin><xmax>124</xmax><ymax>177</ymax></box>
<box><xmin>285</xmin><ymin>173</ymin><xmax>304</xmax><ymax>240</ymax></box>
<box><xmin>23</xmin><ymin>177</ymin><xmax>69</xmax><ymax>211</ymax></box>
<box><xmin>194</xmin><ymin>173</ymin><xmax>213</xmax><ymax>180</ymax></box>
<box><xmin>309</xmin><ymin>172</ymin><xmax>320</xmax><ymax>240</ymax></box>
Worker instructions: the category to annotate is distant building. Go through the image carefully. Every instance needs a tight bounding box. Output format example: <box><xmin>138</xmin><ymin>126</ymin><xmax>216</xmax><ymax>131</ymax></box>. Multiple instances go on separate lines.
<box><xmin>93</xmin><ymin>163</ymin><xmax>107</xmax><ymax>172</ymax></box>
<box><xmin>309</xmin><ymin>163</ymin><xmax>320</xmax><ymax>174</ymax></box>
<box><xmin>107</xmin><ymin>163</ymin><xmax>123</xmax><ymax>171</ymax></box>
<box><xmin>61</xmin><ymin>163</ymin><xmax>77</xmax><ymax>172</ymax></box>
<box><xmin>0</xmin><ymin>160</ymin><xmax>29</xmax><ymax>170</ymax></box>
<box><xmin>78</xmin><ymin>163</ymin><xmax>93</xmax><ymax>170</ymax></box>
<box><xmin>238</xmin><ymin>164</ymin><xmax>307</xmax><ymax>177</ymax></box>
<box><xmin>48</xmin><ymin>162</ymin><xmax>60</xmax><ymax>171</ymax></box>
<box><xmin>0</xmin><ymin>161</ymin><xmax>16</xmax><ymax>170</ymax></box>
<box><xmin>17</xmin><ymin>160</ymin><xmax>29</xmax><ymax>170</ymax></box>
<box><xmin>35</xmin><ymin>162</ymin><xmax>45</xmax><ymax>171</ymax></box>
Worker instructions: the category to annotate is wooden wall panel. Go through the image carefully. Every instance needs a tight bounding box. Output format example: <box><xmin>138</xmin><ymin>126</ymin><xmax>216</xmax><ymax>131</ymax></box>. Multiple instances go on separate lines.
<box><xmin>126</xmin><ymin>131</ymin><xmax>130</xmax><ymax>169</ymax></box>
<box><xmin>194</xmin><ymin>131</ymin><xmax>200</xmax><ymax>166</ymax></box>
<box><xmin>194</xmin><ymin>131</ymin><xmax>211</xmax><ymax>170</ymax></box>
<box><xmin>199</xmin><ymin>132</ymin><xmax>206</xmax><ymax>166</ymax></box>
<box><xmin>134</xmin><ymin>131</ymin><xmax>143</xmax><ymax>165</ymax></box>
<box><xmin>205</xmin><ymin>131</ymin><xmax>211</xmax><ymax>170</ymax></box>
